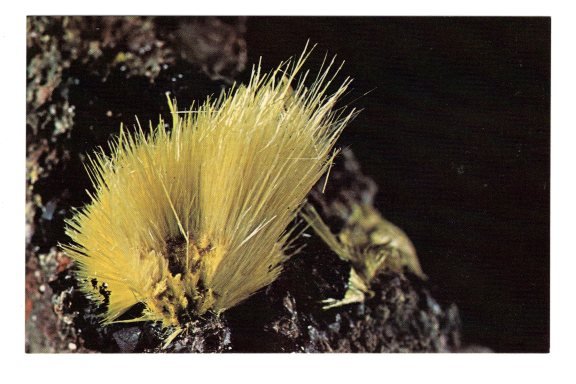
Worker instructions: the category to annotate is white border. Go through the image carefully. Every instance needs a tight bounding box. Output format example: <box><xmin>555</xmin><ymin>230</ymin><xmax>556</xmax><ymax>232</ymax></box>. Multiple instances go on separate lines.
<box><xmin>3</xmin><ymin>1</ymin><xmax>574</xmax><ymax>383</ymax></box>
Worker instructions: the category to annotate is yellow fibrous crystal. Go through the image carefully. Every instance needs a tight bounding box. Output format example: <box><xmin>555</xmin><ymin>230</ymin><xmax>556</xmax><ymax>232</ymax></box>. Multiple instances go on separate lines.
<box><xmin>302</xmin><ymin>204</ymin><xmax>424</xmax><ymax>309</ymax></box>
<box><xmin>63</xmin><ymin>47</ymin><xmax>354</xmax><ymax>328</ymax></box>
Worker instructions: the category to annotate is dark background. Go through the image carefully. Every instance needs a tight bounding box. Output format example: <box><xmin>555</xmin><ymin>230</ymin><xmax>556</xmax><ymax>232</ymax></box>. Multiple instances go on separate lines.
<box><xmin>244</xmin><ymin>17</ymin><xmax>550</xmax><ymax>352</ymax></box>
